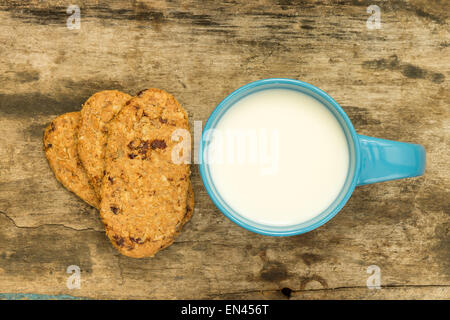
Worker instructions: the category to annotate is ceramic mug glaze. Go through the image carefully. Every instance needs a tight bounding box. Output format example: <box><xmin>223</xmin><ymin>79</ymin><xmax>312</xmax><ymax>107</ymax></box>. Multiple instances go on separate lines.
<box><xmin>199</xmin><ymin>78</ymin><xmax>426</xmax><ymax>236</ymax></box>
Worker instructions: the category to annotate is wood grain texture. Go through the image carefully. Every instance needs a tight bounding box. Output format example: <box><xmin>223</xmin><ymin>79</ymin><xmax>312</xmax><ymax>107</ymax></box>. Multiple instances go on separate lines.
<box><xmin>0</xmin><ymin>0</ymin><xmax>448</xmax><ymax>299</ymax></box>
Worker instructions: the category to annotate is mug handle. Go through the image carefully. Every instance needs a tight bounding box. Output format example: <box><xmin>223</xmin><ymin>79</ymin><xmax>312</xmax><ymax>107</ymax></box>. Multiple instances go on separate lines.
<box><xmin>357</xmin><ymin>135</ymin><xmax>426</xmax><ymax>186</ymax></box>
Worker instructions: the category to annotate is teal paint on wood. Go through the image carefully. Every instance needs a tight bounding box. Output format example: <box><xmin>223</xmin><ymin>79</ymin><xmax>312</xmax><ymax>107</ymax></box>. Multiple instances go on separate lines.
<box><xmin>0</xmin><ymin>293</ymin><xmax>86</xmax><ymax>300</ymax></box>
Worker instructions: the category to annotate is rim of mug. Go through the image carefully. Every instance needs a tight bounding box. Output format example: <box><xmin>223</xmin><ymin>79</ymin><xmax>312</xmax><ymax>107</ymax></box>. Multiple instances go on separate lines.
<box><xmin>199</xmin><ymin>78</ymin><xmax>361</xmax><ymax>236</ymax></box>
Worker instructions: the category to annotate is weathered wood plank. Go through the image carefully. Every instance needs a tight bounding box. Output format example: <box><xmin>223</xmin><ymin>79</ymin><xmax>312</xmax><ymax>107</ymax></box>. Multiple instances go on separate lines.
<box><xmin>0</xmin><ymin>0</ymin><xmax>448</xmax><ymax>299</ymax></box>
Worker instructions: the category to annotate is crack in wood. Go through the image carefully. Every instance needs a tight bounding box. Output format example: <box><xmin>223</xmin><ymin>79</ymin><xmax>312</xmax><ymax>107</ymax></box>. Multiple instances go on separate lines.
<box><xmin>0</xmin><ymin>210</ymin><xmax>103</xmax><ymax>233</ymax></box>
<box><xmin>208</xmin><ymin>284</ymin><xmax>450</xmax><ymax>298</ymax></box>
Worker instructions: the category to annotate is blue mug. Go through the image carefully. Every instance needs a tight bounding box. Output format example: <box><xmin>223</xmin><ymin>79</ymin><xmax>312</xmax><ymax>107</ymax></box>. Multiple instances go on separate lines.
<box><xmin>199</xmin><ymin>78</ymin><xmax>426</xmax><ymax>236</ymax></box>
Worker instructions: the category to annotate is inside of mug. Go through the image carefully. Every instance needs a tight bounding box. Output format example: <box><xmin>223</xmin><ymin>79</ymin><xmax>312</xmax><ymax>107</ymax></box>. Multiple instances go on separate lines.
<box><xmin>200</xmin><ymin>79</ymin><xmax>360</xmax><ymax>236</ymax></box>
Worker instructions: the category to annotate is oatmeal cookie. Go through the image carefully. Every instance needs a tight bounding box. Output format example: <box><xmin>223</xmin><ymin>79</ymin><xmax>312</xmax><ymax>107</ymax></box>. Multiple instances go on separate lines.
<box><xmin>43</xmin><ymin>112</ymin><xmax>100</xmax><ymax>209</ymax></box>
<box><xmin>78</xmin><ymin>90</ymin><xmax>132</xmax><ymax>195</ymax></box>
<box><xmin>100</xmin><ymin>89</ymin><xmax>192</xmax><ymax>258</ymax></box>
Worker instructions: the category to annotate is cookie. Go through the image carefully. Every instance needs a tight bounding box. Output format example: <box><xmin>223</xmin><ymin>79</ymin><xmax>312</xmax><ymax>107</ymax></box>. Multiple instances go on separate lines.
<box><xmin>43</xmin><ymin>112</ymin><xmax>100</xmax><ymax>209</ymax></box>
<box><xmin>100</xmin><ymin>89</ymin><xmax>192</xmax><ymax>258</ymax></box>
<box><xmin>78</xmin><ymin>90</ymin><xmax>132</xmax><ymax>195</ymax></box>
<box><xmin>107</xmin><ymin>181</ymin><xmax>194</xmax><ymax>257</ymax></box>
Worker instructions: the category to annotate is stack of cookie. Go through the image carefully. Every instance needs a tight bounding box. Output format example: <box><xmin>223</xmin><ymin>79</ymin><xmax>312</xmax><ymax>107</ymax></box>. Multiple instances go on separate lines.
<box><xmin>43</xmin><ymin>89</ymin><xmax>193</xmax><ymax>258</ymax></box>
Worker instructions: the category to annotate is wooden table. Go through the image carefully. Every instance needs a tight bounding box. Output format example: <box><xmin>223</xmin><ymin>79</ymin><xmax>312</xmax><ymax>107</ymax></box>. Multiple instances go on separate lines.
<box><xmin>0</xmin><ymin>0</ymin><xmax>448</xmax><ymax>299</ymax></box>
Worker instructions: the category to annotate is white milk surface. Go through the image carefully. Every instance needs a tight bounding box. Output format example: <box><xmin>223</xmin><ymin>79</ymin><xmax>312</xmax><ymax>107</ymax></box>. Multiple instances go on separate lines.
<box><xmin>208</xmin><ymin>89</ymin><xmax>349</xmax><ymax>226</ymax></box>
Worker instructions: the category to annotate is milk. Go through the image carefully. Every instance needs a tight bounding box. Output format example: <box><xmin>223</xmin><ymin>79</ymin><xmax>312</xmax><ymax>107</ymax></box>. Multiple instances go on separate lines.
<box><xmin>207</xmin><ymin>89</ymin><xmax>349</xmax><ymax>226</ymax></box>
